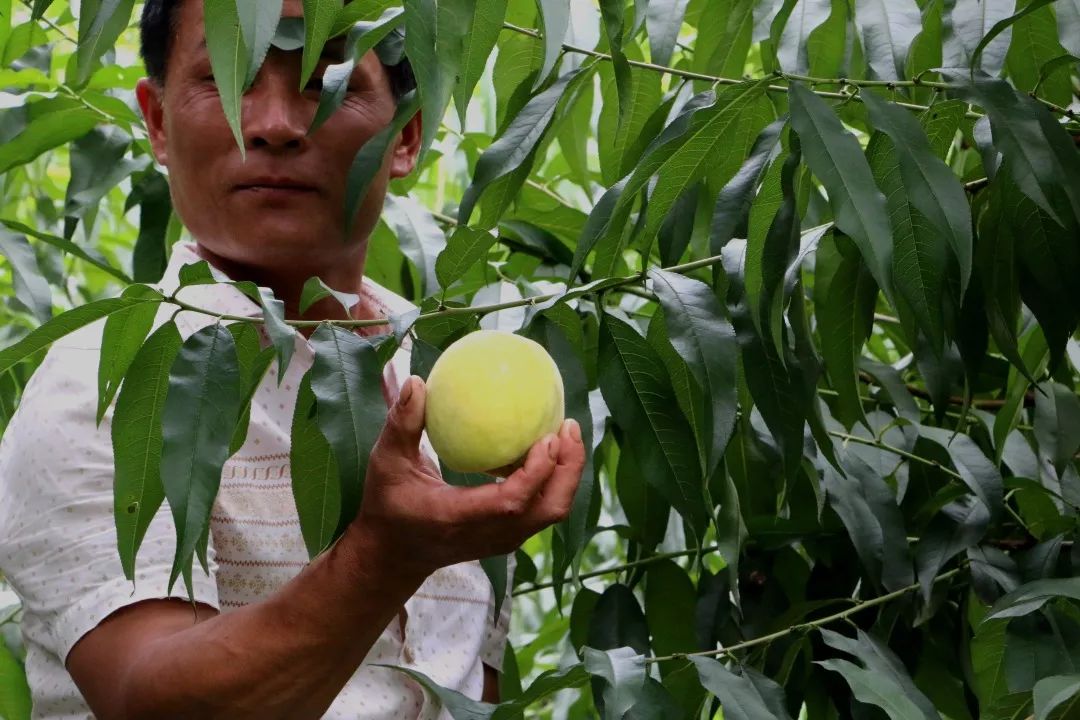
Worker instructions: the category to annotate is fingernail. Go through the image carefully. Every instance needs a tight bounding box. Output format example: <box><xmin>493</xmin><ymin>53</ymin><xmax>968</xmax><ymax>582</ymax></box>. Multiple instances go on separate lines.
<box><xmin>547</xmin><ymin>436</ymin><xmax>559</xmax><ymax>460</ymax></box>
<box><xmin>568</xmin><ymin>418</ymin><xmax>581</xmax><ymax>442</ymax></box>
<box><xmin>399</xmin><ymin>377</ymin><xmax>414</xmax><ymax>407</ymax></box>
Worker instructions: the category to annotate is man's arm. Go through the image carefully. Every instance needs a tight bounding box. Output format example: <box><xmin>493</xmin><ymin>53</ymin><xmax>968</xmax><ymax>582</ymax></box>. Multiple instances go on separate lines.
<box><xmin>67</xmin><ymin>377</ymin><xmax>584</xmax><ymax>720</ymax></box>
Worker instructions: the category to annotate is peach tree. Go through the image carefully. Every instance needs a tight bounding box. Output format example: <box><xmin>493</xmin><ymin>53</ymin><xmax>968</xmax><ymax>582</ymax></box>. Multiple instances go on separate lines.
<box><xmin>1</xmin><ymin>0</ymin><xmax>1080</xmax><ymax>717</ymax></box>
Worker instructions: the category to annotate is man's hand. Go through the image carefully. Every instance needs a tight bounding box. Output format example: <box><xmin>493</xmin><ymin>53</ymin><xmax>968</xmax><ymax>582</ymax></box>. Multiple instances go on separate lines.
<box><xmin>353</xmin><ymin>375</ymin><xmax>586</xmax><ymax>580</ymax></box>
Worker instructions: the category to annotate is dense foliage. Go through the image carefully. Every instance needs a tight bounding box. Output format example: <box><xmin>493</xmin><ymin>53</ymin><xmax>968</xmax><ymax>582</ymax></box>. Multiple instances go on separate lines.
<box><xmin>2</xmin><ymin>0</ymin><xmax>1080</xmax><ymax>717</ymax></box>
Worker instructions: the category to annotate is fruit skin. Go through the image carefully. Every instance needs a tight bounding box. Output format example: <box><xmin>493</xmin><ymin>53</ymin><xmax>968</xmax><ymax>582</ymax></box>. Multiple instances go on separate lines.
<box><xmin>424</xmin><ymin>330</ymin><xmax>565</xmax><ymax>474</ymax></box>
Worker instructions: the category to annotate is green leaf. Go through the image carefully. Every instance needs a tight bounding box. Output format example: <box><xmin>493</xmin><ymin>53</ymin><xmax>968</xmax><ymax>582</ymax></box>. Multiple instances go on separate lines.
<box><xmin>599</xmin><ymin>0</ymin><xmax>632</xmax><ymax>136</ymax></box>
<box><xmin>0</xmin><ymin>98</ymin><xmax>99</xmax><ymax>175</ymax></box>
<box><xmin>436</xmin><ymin>226</ymin><xmax>498</xmax><ymax>289</ymax></box>
<box><xmin>225</xmin><ymin>324</ymin><xmax>275</xmax><ymax>456</ymax></box>
<box><xmin>1034</xmin><ymin>381</ymin><xmax>1080</xmax><ymax>478</ymax></box>
<box><xmin>343</xmin><ymin>89</ymin><xmax>420</xmax><ymax>237</ymax></box>
<box><xmin>943</xmin><ymin>0</ymin><xmax>1014</xmax><ymax>75</ymax></box>
<box><xmin>1034</xmin><ymin>674</ymin><xmax>1080</xmax><ymax>720</ymax></box>
<box><xmin>852</xmin><ymin>0</ymin><xmax>922</xmax><ymax>80</ymax></box>
<box><xmin>228</xmin><ymin>281</ymin><xmax>298</xmax><ymax>378</ymax></box>
<box><xmin>0</xmin><ymin>636</ymin><xmax>30</xmax><ymax>720</ymax></box>
<box><xmin>129</xmin><ymin>170</ymin><xmax>175</xmax><ymax>283</ymax></box>
<box><xmin>404</xmin><ymin>0</ymin><xmax>473</xmax><ymax>159</ymax></box>
<box><xmin>533</xmin><ymin>0</ymin><xmax>568</xmax><ymax>88</ymax></box>
<box><xmin>1058</xmin><ymin>0</ymin><xmax>1080</xmax><ymax>55</ymax></box>
<box><xmin>67</xmin><ymin>128</ymin><xmax>145</xmax><ymax>240</ymax></box>
<box><xmin>76</xmin><ymin>0</ymin><xmax>136</xmax><ymax>85</ymax></box>
<box><xmin>986</xmin><ymin>577</ymin><xmax>1080</xmax><ymax>621</ymax></box>
<box><xmin>308</xmin><ymin>324</ymin><xmax>387</xmax><ymax>534</ymax></box>
<box><xmin>0</xmin><ymin>295</ymin><xmax>160</xmax><ymax>375</ymax></box>
<box><xmin>818</xmin><ymin>628</ymin><xmax>941</xmax><ymax>720</ymax></box>
<box><xmin>645</xmin><ymin>0</ymin><xmax>690</xmax><ymax>67</ymax></box>
<box><xmin>788</xmin><ymin>83</ymin><xmax>893</xmax><ymax>295</ymax></box>
<box><xmin>649</xmin><ymin>269</ymin><xmax>737</xmax><ymax>479</ymax></box>
<box><xmin>299</xmin><ymin>276</ymin><xmax>360</xmax><ymax>315</ymax></box>
<box><xmin>290</xmin><ymin>373</ymin><xmax>342</xmax><ymax>557</ymax></box>
<box><xmin>644</xmin><ymin>559</ymin><xmax>698</xmax><ymax>662</ymax></box>
<box><xmin>918</xmin><ymin>425</ymin><xmax>1004</xmax><ymax>521</ymax></box>
<box><xmin>111</xmin><ymin>321</ymin><xmax>181</xmax><ymax>581</ymax></box>
<box><xmin>942</xmin><ymin>73</ymin><xmax>1080</xmax><ymax>230</ymax></box>
<box><xmin>776</xmin><ymin>0</ymin><xmax>832</xmax><ymax>73</ymax></box>
<box><xmin>691</xmin><ymin>656</ymin><xmax>793</xmax><ymax>720</ymax></box>
<box><xmin>309</xmin><ymin>7</ymin><xmax>406</xmax><ymax>134</ymax></box>
<box><xmin>0</xmin><ymin>218</ymin><xmax>132</xmax><ymax>283</ymax></box>
<box><xmin>459</xmin><ymin>69</ymin><xmax>585</xmax><ymax>227</ymax></box>
<box><xmin>992</xmin><ymin>326</ymin><xmax>1049</xmax><ymax>457</ymax></box>
<box><xmin>300</xmin><ymin>0</ymin><xmax>343</xmax><ymax>88</ymax></box>
<box><xmin>709</xmin><ymin>117</ymin><xmax>787</xmax><ymax>255</ymax></box>
<box><xmin>97</xmin><ymin>285</ymin><xmax>161</xmax><ymax>424</ymax></box>
<box><xmin>0</xmin><ymin>227</ymin><xmax>51</xmax><ymax>323</ymax></box>
<box><xmin>597</xmin><ymin>44</ymin><xmax>665</xmax><ymax>186</ymax></box>
<box><xmin>380</xmin><ymin>195</ymin><xmax>446</xmax><ymax>297</ymax></box>
<box><xmin>915</xmin><ymin>495</ymin><xmax>990</xmax><ymax>603</ymax></box>
<box><xmin>972</xmin><ymin>618</ymin><xmax>1011</xmax><ymax>707</ymax></box>
<box><xmin>815</xmin><ymin>231</ymin><xmax>877</xmax><ymax>428</ymax></box>
<box><xmin>583</xmin><ymin>647</ymin><xmax>647</xmax><ymax>720</ymax></box>
<box><xmin>625</xmin><ymin>677</ymin><xmax>686</xmax><ymax>720</ymax></box>
<box><xmin>599</xmin><ymin>313</ymin><xmax>708</xmax><ymax>538</ymax></box>
<box><xmin>861</xmin><ymin>91</ymin><xmax>973</xmax><ymax>299</ymax></box>
<box><xmin>969</xmin><ymin>0</ymin><xmax>1056</xmax><ymax>74</ymax></box>
<box><xmin>161</xmin><ymin>324</ymin><xmax>244</xmax><ymax>593</ymax></box>
<box><xmin>817</xmin><ymin>658</ymin><xmax>929</xmax><ymax>720</ymax></box>
<box><xmin>237</xmin><ymin>0</ymin><xmax>283</xmax><ymax>86</ymax></box>
<box><xmin>454</xmin><ymin>0</ymin><xmax>507</xmax><ymax>123</ymax></box>
<box><xmin>823</xmin><ymin>452</ymin><xmax>914</xmax><ymax>591</ymax></box>
<box><xmin>204</xmin><ymin>0</ymin><xmax>251</xmax><ymax>155</ymax></box>
<box><xmin>588</xmin><ymin>584</ymin><xmax>651</xmax><ymax>655</ymax></box>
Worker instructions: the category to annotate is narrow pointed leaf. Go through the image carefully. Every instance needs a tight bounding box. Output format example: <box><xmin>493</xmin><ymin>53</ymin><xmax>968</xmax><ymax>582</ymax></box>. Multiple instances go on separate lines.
<box><xmin>1</xmin><ymin>219</ymin><xmax>132</xmax><ymax>283</ymax></box>
<box><xmin>583</xmin><ymin>647</ymin><xmax>647</xmax><ymax>719</ymax></box>
<box><xmin>436</xmin><ymin>226</ymin><xmax>498</xmax><ymax>289</ymax></box>
<box><xmin>709</xmin><ymin>117</ymin><xmax>786</xmax><ymax>254</ymax></box>
<box><xmin>985</xmin><ymin>578</ymin><xmax>1080</xmax><ymax>621</ymax></box>
<box><xmin>459</xmin><ymin>69</ymin><xmax>583</xmax><ymax>227</ymax></box>
<box><xmin>204</xmin><ymin>0</ymin><xmax>250</xmax><ymax>154</ymax></box>
<box><xmin>309</xmin><ymin>7</ymin><xmax>405</xmax><ymax>134</ymax></box>
<box><xmin>861</xmin><ymin>91</ymin><xmax>973</xmax><ymax>298</ymax></box>
<box><xmin>853</xmin><ymin>0</ymin><xmax>922</xmax><ymax>79</ymax></box>
<box><xmin>161</xmin><ymin>324</ymin><xmax>244</xmax><ymax>592</ymax></box>
<box><xmin>291</xmin><ymin>372</ymin><xmax>342</xmax><ymax>557</ymax></box>
<box><xmin>0</xmin><ymin>228</ymin><xmax>51</xmax><ymax>323</ymax></box>
<box><xmin>76</xmin><ymin>0</ymin><xmax>137</xmax><ymax>85</ymax></box>
<box><xmin>1033</xmin><ymin>675</ymin><xmax>1080</xmax><ymax>720</ymax></box>
<box><xmin>598</xmin><ymin>313</ymin><xmax>708</xmax><ymax>538</ymax></box>
<box><xmin>0</xmin><ymin>295</ymin><xmax>160</xmax><ymax>375</ymax></box>
<box><xmin>788</xmin><ymin>83</ymin><xmax>893</xmax><ymax>294</ymax></box>
<box><xmin>97</xmin><ymin>285</ymin><xmax>162</xmax><ymax>424</ymax></box>
<box><xmin>112</xmin><ymin>321</ymin><xmax>182</xmax><ymax>581</ymax></box>
<box><xmin>692</xmin><ymin>657</ymin><xmax>793</xmax><ymax>720</ymax></box>
<box><xmin>238</xmin><ymin>0</ymin><xmax>283</xmax><ymax>86</ymax></box>
<box><xmin>299</xmin><ymin>277</ymin><xmax>360</xmax><ymax>315</ymax></box>
<box><xmin>300</xmin><ymin>0</ymin><xmax>343</xmax><ymax>88</ymax></box>
<box><xmin>970</xmin><ymin>0</ymin><xmax>1056</xmax><ymax>74</ymax></box>
<box><xmin>649</xmin><ymin>269</ymin><xmax>736</xmax><ymax>479</ymax></box>
<box><xmin>817</xmin><ymin>658</ymin><xmax>928</xmax><ymax>720</ymax></box>
<box><xmin>309</xmin><ymin>324</ymin><xmax>387</xmax><ymax>535</ymax></box>
<box><xmin>777</xmin><ymin>0</ymin><xmax>832</xmax><ymax>73</ymax></box>
<box><xmin>455</xmin><ymin>0</ymin><xmax>507</xmax><ymax>123</ymax></box>
<box><xmin>645</xmin><ymin>0</ymin><xmax>690</xmax><ymax>67</ymax></box>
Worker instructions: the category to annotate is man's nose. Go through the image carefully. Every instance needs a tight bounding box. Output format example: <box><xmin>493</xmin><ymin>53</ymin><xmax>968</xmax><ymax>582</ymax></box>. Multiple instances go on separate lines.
<box><xmin>241</xmin><ymin>66</ymin><xmax>310</xmax><ymax>151</ymax></box>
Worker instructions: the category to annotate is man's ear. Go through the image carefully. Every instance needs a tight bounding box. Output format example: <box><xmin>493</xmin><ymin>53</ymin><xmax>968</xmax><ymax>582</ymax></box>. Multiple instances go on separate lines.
<box><xmin>136</xmin><ymin>78</ymin><xmax>169</xmax><ymax>166</ymax></box>
<box><xmin>388</xmin><ymin>109</ymin><xmax>423</xmax><ymax>179</ymax></box>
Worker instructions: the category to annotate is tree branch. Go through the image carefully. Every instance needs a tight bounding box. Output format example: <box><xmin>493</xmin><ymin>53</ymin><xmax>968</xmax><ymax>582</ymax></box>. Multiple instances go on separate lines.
<box><xmin>646</xmin><ymin>568</ymin><xmax>963</xmax><ymax>665</ymax></box>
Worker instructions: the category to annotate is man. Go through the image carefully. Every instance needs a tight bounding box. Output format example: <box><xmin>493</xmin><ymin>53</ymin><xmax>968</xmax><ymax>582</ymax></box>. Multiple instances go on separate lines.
<box><xmin>0</xmin><ymin>0</ymin><xmax>586</xmax><ymax>717</ymax></box>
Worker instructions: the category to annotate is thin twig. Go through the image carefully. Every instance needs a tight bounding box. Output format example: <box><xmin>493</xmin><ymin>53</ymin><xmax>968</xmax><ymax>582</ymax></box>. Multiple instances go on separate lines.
<box><xmin>501</xmin><ymin>22</ymin><xmax>1080</xmax><ymax>128</ymax></box>
<box><xmin>513</xmin><ymin>545</ymin><xmax>722</xmax><ymax>597</ymax></box>
<box><xmin>646</xmin><ymin>568</ymin><xmax>963</xmax><ymax>665</ymax></box>
<box><xmin>828</xmin><ymin>431</ymin><xmax>965</xmax><ymax>482</ymax></box>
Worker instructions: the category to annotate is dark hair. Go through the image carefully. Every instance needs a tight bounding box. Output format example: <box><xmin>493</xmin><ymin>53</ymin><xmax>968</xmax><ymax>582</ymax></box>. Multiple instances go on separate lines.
<box><xmin>139</xmin><ymin>0</ymin><xmax>415</xmax><ymax>97</ymax></box>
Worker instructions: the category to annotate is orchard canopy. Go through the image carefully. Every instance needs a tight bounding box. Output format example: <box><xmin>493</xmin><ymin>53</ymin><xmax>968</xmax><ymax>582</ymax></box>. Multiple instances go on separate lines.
<box><xmin>2</xmin><ymin>0</ymin><xmax>1080</xmax><ymax>718</ymax></box>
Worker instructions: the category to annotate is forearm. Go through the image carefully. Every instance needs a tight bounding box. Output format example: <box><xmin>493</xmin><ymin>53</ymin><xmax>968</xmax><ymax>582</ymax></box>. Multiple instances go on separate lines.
<box><xmin>118</xmin><ymin>525</ymin><xmax>425</xmax><ymax>720</ymax></box>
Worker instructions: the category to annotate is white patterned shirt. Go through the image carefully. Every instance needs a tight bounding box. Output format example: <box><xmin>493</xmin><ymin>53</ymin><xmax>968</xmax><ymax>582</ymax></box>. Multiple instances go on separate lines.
<box><xmin>0</xmin><ymin>242</ymin><xmax>511</xmax><ymax>719</ymax></box>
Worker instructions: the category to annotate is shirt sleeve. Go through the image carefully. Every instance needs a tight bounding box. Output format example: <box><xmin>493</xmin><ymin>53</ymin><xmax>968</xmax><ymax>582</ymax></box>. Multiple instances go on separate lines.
<box><xmin>0</xmin><ymin>334</ymin><xmax>220</xmax><ymax>664</ymax></box>
<box><xmin>479</xmin><ymin>552</ymin><xmax>515</xmax><ymax>671</ymax></box>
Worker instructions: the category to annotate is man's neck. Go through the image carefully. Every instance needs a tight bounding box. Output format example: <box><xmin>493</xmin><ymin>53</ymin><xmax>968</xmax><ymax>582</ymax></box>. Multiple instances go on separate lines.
<box><xmin>193</xmin><ymin>243</ymin><xmax>380</xmax><ymax>330</ymax></box>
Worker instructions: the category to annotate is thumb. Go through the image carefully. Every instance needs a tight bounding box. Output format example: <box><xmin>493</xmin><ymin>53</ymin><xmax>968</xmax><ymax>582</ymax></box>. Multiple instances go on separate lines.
<box><xmin>380</xmin><ymin>375</ymin><xmax>426</xmax><ymax>457</ymax></box>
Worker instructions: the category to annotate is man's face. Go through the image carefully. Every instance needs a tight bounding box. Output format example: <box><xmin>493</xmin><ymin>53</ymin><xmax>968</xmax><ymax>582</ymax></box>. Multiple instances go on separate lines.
<box><xmin>136</xmin><ymin>0</ymin><xmax>420</xmax><ymax>275</ymax></box>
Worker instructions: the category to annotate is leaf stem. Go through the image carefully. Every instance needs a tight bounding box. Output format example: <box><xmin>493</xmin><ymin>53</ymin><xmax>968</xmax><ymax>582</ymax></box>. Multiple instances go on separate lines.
<box><xmin>646</xmin><ymin>567</ymin><xmax>963</xmax><ymax>665</ymax></box>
